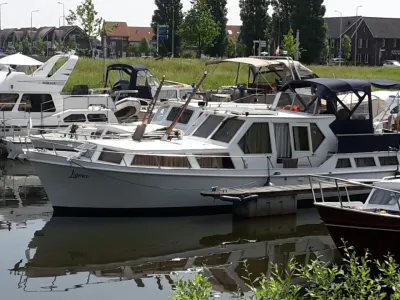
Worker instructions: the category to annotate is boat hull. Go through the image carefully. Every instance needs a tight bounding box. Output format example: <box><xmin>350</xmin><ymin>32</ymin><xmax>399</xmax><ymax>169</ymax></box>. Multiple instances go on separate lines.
<box><xmin>315</xmin><ymin>203</ymin><xmax>400</xmax><ymax>259</ymax></box>
<box><xmin>27</xmin><ymin>150</ymin><xmax>382</xmax><ymax>217</ymax></box>
<box><xmin>29</xmin><ymin>158</ymin><xmax>269</xmax><ymax>217</ymax></box>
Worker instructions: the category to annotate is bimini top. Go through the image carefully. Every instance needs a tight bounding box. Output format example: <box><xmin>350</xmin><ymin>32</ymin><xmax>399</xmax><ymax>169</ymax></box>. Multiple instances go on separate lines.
<box><xmin>205</xmin><ymin>57</ymin><xmax>283</xmax><ymax>68</ymax></box>
<box><xmin>106</xmin><ymin>64</ymin><xmax>149</xmax><ymax>73</ymax></box>
<box><xmin>281</xmin><ymin>78</ymin><xmax>400</xmax><ymax>99</ymax></box>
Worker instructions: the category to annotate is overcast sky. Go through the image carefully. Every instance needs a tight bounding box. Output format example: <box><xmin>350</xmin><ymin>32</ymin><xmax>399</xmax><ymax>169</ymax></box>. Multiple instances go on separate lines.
<box><xmin>1</xmin><ymin>0</ymin><xmax>398</xmax><ymax>29</ymax></box>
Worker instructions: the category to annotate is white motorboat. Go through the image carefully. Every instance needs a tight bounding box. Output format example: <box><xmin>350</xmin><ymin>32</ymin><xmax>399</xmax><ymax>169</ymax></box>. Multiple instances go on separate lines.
<box><xmin>26</xmin><ymin>78</ymin><xmax>400</xmax><ymax>216</ymax></box>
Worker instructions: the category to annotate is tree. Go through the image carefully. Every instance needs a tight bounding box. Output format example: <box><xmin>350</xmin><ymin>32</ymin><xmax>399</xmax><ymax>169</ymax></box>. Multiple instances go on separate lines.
<box><xmin>206</xmin><ymin>0</ymin><xmax>228</xmax><ymax>57</ymax></box>
<box><xmin>291</xmin><ymin>0</ymin><xmax>326</xmax><ymax>63</ymax></box>
<box><xmin>320</xmin><ymin>23</ymin><xmax>330</xmax><ymax>63</ymax></box>
<box><xmin>139</xmin><ymin>38</ymin><xmax>151</xmax><ymax>55</ymax></box>
<box><xmin>66</xmin><ymin>36</ymin><xmax>77</xmax><ymax>51</ymax></box>
<box><xmin>281</xmin><ymin>28</ymin><xmax>296</xmax><ymax>57</ymax></box>
<box><xmin>236</xmin><ymin>40</ymin><xmax>247</xmax><ymax>57</ymax></box>
<box><xmin>342</xmin><ymin>34</ymin><xmax>351</xmax><ymax>60</ymax></box>
<box><xmin>66</xmin><ymin>0</ymin><xmax>103</xmax><ymax>50</ymax></box>
<box><xmin>178</xmin><ymin>0</ymin><xmax>219</xmax><ymax>58</ymax></box>
<box><xmin>239</xmin><ymin>0</ymin><xmax>271</xmax><ymax>56</ymax></box>
<box><xmin>226</xmin><ymin>39</ymin><xmax>236</xmax><ymax>57</ymax></box>
<box><xmin>271</xmin><ymin>0</ymin><xmax>295</xmax><ymax>51</ymax></box>
<box><xmin>151</xmin><ymin>0</ymin><xmax>183</xmax><ymax>56</ymax></box>
<box><xmin>16</xmin><ymin>38</ymin><xmax>30</xmax><ymax>55</ymax></box>
<box><xmin>35</xmin><ymin>39</ymin><xmax>47</xmax><ymax>55</ymax></box>
<box><xmin>128</xmin><ymin>43</ymin><xmax>139</xmax><ymax>56</ymax></box>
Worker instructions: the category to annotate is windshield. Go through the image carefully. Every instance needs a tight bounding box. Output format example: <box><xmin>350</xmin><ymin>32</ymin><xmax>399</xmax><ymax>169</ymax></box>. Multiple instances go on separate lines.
<box><xmin>368</xmin><ymin>189</ymin><xmax>400</xmax><ymax>206</ymax></box>
<box><xmin>137</xmin><ymin>70</ymin><xmax>160</xmax><ymax>87</ymax></box>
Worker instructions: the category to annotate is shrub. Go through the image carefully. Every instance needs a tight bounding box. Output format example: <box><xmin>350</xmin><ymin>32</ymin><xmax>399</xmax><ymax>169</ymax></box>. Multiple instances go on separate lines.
<box><xmin>171</xmin><ymin>243</ymin><xmax>400</xmax><ymax>299</ymax></box>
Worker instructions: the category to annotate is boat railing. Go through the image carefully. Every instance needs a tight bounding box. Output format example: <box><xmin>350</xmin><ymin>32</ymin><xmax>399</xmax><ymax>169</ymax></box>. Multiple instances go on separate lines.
<box><xmin>308</xmin><ymin>174</ymin><xmax>400</xmax><ymax>210</ymax></box>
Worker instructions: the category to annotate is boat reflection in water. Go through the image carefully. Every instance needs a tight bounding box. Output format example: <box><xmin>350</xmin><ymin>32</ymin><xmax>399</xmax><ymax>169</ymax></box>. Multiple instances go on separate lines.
<box><xmin>0</xmin><ymin>159</ymin><xmax>52</xmax><ymax>224</ymax></box>
<box><xmin>14</xmin><ymin>210</ymin><xmax>340</xmax><ymax>295</ymax></box>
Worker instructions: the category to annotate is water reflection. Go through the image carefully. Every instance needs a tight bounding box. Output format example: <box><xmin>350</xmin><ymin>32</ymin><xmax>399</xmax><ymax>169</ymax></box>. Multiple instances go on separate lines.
<box><xmin>12</xmin><ymin>211</ymin><xmax>339</xmax><ymax>295</ymax></box>
<box><xmin>0</xmin><ymin>159</ymin><xmax>52</xmax><ymax>225</ymax></box>
<box><xmin>0</xmin><ymin>159</ymin><xmax>340</xmax><ymax>298</ymax></box>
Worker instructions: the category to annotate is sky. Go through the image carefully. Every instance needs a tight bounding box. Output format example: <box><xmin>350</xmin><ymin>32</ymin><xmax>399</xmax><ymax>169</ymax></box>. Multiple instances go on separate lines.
<box><xmin>1</xmin><ymin>0</ymin><xmax>399</xmax><ymax>29</ymax></box>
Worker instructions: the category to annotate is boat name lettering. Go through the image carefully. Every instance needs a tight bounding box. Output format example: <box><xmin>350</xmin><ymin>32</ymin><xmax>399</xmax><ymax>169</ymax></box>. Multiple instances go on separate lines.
<box><xmin>42</xmin><ymin>81</ymin><xmax>57</xmax><ymax>85</ymax></box>
<box><xmin>68</xmin><ymin>170</ymin><xmax>88</xmax><ymax>179</ymax></box>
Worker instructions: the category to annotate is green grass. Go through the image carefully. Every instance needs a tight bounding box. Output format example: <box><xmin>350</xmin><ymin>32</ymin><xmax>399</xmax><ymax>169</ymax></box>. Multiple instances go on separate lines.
<box><xmin>64</xmin><ymin>57</ymin><xmax>400</xmax><ymax>92</ymax></box>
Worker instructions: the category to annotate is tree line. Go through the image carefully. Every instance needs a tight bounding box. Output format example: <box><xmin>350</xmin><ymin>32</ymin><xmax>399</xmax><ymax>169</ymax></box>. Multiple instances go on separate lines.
<box><xmin>152</xmin><ymin>0</ymin><xmax>328</xmax><ymax>63</ymax></box>
<box><xmin>65</xmin><ymin>0</ymin><xmax>329</xmax><ymax>63</ymax></box>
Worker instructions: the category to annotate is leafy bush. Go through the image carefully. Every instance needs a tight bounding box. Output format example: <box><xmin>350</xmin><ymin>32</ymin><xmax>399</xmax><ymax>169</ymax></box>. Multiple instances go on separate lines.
<box><xmin>181</xmin><ymin>50</ymin><xmax>197</xmax><ymax>59</ymax></box>
<box><xmin>171</xmin><ymin>244</ymin><xmax>400</xmax><ymax>299</ymax></box>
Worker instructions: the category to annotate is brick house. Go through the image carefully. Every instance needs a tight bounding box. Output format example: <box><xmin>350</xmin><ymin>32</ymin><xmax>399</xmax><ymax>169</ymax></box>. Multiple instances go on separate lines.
<box><xmin>325</xmin><ymin>16</ymin><xmax>400</xmax><ymax>66</ymax></box>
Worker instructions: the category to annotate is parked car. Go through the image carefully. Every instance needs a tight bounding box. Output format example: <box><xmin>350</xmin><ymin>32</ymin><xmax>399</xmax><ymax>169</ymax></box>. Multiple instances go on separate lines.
<box><xmin>383</xmin><ymin>60</ymin><xmax>400</xmax><ymax>67</ymax></box>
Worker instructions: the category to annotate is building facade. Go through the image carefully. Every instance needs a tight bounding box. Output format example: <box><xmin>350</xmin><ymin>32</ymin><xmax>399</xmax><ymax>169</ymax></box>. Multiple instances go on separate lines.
<box><xmin>0</xmin><ymin>26</ymin><xmax>90</xmax><ymax>55</ymax></box>
<box><xmin>325</xmin><ymin>16</ymin><xmax>400</xmax><ymax>66</ymax></box>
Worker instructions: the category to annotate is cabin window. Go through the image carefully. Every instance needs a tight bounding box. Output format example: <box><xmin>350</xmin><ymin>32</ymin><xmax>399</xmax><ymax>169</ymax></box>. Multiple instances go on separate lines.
<box><xmin>196</xmin><ymin>153</ymin><xmax>235</xmax><ymax>169</ymax></box>
<box><xmin>368</xmin><ymin>189</ymin><xmax>400</xmax><ymax>206</ymax></box>
<box><xmin>379</xmin><ymin>156</ymin><xmax>399</xmax><ymax>166</ymax></box>
<box><xmin>336</xmin><ymin>158</ymin><xmax>351</xmax><ymax>168</ymax></box>
<box><xmin>87</xmin><ymin>114</ymin><xmax>108</xmax><ymax>122</ymax></box>
<box><xmin>166</xmin><ymin>107</ymin><xmax>194</xmax><ymax>124</ymax></box>
<box><xmin>98</xmin><ymin>148</ymin><xmax>124</xmax><ymax>164</ymax></box>
<box><xmin>63</xmin><ymin>114</ymin><xmax>86</xmax><ymax>123</ymax></box>
<box><xmin>238</xmin><ymin>123</ymin><xmax>272</xmax><ymax>154</ymax></box>
<box><xmin>0</xmin><ymin>93</ymin><xmax>18</xmax><ymax>111</ymax></box>
<box><xmin>159</xmin><ymin>90</ymin><xmax>178</xmax><ymax>99</ymax></box>
<box><xmin>193</xmin><ymin>115</ymin><xmax>224</xmax><ymax>138</ymax></box>
<box><xmin>292</xmin><ymin>126</ymin><xmax>310</xmax><ymax>151</ymax></box>
<box><xmin>310</xmin><ymin>123</ymin><xmax>325</xmax><ymax>152</ymax></box>
<box><xmin>211</xmin><ymin>118</ymin><xmax>244</xmax><ymax>143</ymax></box>
<box><xmin>18</xmin><ymin>94</ymin><xmax>55</xmax><ymax>112</ymax></box>
<box><xmin>355</xmin><ymin>157</ymin><xmax>376</xmax><ymax>167</ymax></box>
<box><xmin>131</xmin><ymin>155</ymin><xmax>190</xmax><ymax>168</ymax></box>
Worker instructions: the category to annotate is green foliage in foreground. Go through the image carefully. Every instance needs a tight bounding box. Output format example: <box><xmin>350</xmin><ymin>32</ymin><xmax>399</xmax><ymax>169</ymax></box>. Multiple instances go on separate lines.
<box><xmin>171</xmin><ymin>245</ymin><xmax>400</xmax><ymax>299</ymax></box>
<box><xmin>64</xmin><ymin>57</ymin><xmax>400</xmax><ymax>93</ymax></box>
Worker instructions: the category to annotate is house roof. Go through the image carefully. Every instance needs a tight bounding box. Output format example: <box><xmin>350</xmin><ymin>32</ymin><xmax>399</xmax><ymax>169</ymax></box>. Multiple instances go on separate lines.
<box><xmin>104</xmin><ymin>21</ymin><xmax>130</xmax><ymax>37</ymax></box>
<box><xmin>363</xmin><ymin>17</ymin><xmax>400</xmax><ymax>38</ymax></box>
<box><xmin>324</xmin><ymin>16</ymin><xmax>361</xmax><ymax>38</ymax></box>
<box><xmin>227</xmin><ymin>25</ymin><xmax>240</xmax><ymax>40</ymax></box>
<box><xmin>35</xmin><ymin>27</ymin><xmax>55</xmax><ymax>40</ymax></box>
<box><xmin>128</xmin><ymin>27</ymin><xmax>153</xmax><ymax>42</ymax></box>
<box><xmin>0</xmin><ymin>28</ymin><xmax>16</xmax><ymax>41</ymax></box>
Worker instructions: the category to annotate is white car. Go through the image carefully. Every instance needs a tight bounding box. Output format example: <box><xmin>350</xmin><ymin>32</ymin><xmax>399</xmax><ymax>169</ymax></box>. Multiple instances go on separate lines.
<box><xmin>383</xmin><ymin>60</ymin><xmax>400</xmax><ymax>67</ymax></box>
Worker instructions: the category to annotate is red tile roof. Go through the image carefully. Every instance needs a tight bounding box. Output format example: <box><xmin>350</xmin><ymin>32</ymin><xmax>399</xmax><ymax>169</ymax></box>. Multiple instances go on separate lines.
<box><xmin>227</xmin><ymin>25</ymin><xmax>240</xmax><ymax>40</ymax></box>
<box><xmin>104</xmin><ymin>21</ymin><xmax>129</xmax><ymax>37</ymax></box>
<box><xmin>128</xmin><ymin>26</ymin><xmax>154</xmax><ymax>42</ymax></box>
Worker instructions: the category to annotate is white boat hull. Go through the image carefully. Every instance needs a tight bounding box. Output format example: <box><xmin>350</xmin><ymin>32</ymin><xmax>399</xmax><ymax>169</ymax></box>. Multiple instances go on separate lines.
<box><xmin>27</xmin><ymin>151</ymin><xmax>392</xmax><ymax>217</ymax></box>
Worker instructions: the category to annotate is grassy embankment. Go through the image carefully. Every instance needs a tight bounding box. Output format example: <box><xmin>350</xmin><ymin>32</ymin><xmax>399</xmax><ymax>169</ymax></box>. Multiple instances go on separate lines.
<box><xmin>64</xmin><ymin>57</ymin><xmax>400</xmax><ymax>92</ymax></box>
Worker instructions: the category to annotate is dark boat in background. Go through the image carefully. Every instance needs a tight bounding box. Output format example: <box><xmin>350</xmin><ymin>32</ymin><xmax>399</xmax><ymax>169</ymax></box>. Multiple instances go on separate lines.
<box><xmin>310</xmin><ymin>174</ymin><xmax>400</xmax><ymax>259</ymax></box>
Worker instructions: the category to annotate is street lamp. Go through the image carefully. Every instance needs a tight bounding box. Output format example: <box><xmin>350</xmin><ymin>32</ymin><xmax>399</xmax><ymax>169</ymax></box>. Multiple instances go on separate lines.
<box><xmin>59</xmin><ymin>16</ymin><xmax>63</xmax><ymax>27</ymax></box>
<box><xmin>335</xmin><ymin>10</ymin><xmax>343</xmax><ymax>66</ymax></box>
<box><xmin>0</xmin><ymin>3</ymin><xmax>7</xmax><ymax>31</ymax></box>
<box><xmin>30</xmin><ymin>10</ymin><xmax>39</xmax><ymax>53</ymax></box>
<box><xmin>58</xmin><ymin>2</ymin><xmax>65</xmax><ymax>27</ymax></box>
<box><xmin>355</xmin><ymin>5</ymin><xmax>362</xmax><ymax>65</ymax></box>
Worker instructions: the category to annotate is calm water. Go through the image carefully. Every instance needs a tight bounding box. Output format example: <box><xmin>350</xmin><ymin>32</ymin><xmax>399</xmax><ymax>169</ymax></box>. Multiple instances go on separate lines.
<box><xmin>0</xmin><ymin>159</ymin><xmax>341</xmax><ymax>300</ymax></box>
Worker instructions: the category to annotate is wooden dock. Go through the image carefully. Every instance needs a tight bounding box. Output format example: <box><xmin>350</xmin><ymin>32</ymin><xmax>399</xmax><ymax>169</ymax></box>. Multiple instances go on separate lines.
<box><xmin>201</xmin><ymin>182</ymin><xmax>366</xmax><ymax>198</ymax></box>
<box><xmin>201</xmin><ymin>182</ymin><xmax>370</xmax><ymax>219</ymax></box>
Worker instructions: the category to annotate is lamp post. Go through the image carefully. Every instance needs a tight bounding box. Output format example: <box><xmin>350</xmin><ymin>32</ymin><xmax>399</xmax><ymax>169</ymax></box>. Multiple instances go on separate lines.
<box><xmin>354</xmin><ymin>5</ymin><xmax>362</xmax><ymax>65</ymax></box>
<box><xmin>59</xmin><ymin>16</ymin><xmax>63</xmax><ymax>27</ymax></box>
<box><xmin>335</xmin><ymin>10</ymin><xmax>342</xmax><ymax>66</ymax></box>
<box><xmin>30</xmin><ymin>10</ymin><xmax>39</xmax><ymax>53</ymax></box>
<box><xmin>58</xmin><ymin>2</ymin><xmax>65</xmax><ymax>26</ymax></box>
<box><xmin>0</xmin><ymin>3</ymin><xmax>7</xmax><ymax>31</ymax></box>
